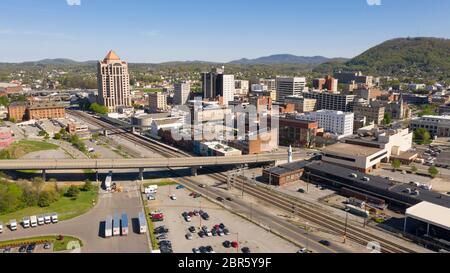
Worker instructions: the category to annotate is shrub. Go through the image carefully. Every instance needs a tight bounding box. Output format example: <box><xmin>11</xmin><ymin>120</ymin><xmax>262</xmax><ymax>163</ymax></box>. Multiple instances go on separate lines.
<box><xmin>65</xmin><ymin>185</ymin><xmax>80</xmax><ymax>199</ymax></box>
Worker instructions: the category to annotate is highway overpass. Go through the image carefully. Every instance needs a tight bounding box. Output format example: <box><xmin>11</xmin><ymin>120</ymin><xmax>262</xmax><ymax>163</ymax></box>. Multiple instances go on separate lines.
<box><xmin>0</xmin><ymin>153</ymin><xmax>297</xmax><ymax>179</ymax></box>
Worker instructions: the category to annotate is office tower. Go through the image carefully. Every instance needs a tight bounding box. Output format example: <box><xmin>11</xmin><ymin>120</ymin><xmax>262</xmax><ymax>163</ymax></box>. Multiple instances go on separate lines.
<box><xmin>149</xmin><ymin>92</ymin><xmax>168</xmax><ymax>112</ymax></box>
<box><xmin>174</xmin><ymin>82</ymin><xmax>191</xmax><ymax>105</ymax></box>
<box><xmin>276</xmin><ymin>77</ymin><xmax>306</xmax><ymax>102</ymax></box>
<box><xmin>234</xmin><ymin>80</ymin><xmax>249</xmax><ymax>96</ymax></box>
<box><xmin>97</xmin><ymin>50</ymin><xmax>131</xmax><ymax>112</ymax></box>
<box><xmin>216</xmin><ymin>74</ymin><xmax>235</xmax><ymax>105</ymax></box>
<box><xmin>201</xmin><ymin>67</ymin><xmax>234</xmax><ymax>105</ymax></box>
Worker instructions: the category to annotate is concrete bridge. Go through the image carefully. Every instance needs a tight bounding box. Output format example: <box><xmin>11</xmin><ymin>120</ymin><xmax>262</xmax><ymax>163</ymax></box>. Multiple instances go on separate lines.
<box><xmin>1</xmin><ymin>153</ymin><xmax>295</xmax><ymax>180</ymax></box>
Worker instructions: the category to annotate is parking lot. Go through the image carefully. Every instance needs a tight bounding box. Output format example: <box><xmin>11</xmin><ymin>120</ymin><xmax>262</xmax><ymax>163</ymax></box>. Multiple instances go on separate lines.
<box><xmin>0</xmin><ymin>181</ymin><xmax>150</xmax><ymax>253</ymax></box>
<box><xmin>147</xmin><ymin>185</ymin><xmax>298</xmax><ymax>254</ymax></box>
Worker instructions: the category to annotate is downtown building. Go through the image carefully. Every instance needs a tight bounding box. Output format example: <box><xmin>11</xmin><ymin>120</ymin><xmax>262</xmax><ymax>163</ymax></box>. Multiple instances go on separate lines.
<box><xmin>276</xmin><ymin>76</ymin><xmax>307</xmax><ymax>102</ymax></box>
<box><xmin>303</xmin><ymin>91</ymin><xmax>355</xmax><ymax>112</ymax></box>
<box><xmin>174</xmin><ymin>82</ymin><xmax>191</xmax><ymax>105</ymax></box>
<box><xmin>296</xmin><ymin>110</ymin><xmax>354</xmax><ymax>138</ymax></box>
<box><xmin>97</xmin><ymin>51</ymin><xmax>131</xmax><ymax>112</ymax></box>
<box><xmin>201</xmin><ymin>67</ymin><xmax>235</xmax><ymax>105</ymax></box>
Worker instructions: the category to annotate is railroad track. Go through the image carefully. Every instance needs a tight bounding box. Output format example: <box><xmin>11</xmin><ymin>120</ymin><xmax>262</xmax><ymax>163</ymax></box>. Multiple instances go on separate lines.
<box><xmin>69</xmin><ymin>110</ymin><xmax>416</xmax><ymax>253</ymax></box>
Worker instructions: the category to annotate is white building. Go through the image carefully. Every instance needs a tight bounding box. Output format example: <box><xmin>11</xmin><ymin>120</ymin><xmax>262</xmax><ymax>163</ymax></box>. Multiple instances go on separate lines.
<box><xmin>276</xmin><ymin>77</ymin><xmax>307</xmax><ymax>102</ymax></box>
<box><xmin>297</xmin><ymin>110</ymin><xmax>354</xmax><ymax>138</ymax></box>
<box><xmin>218</xmin><ymin>74</ymin><xmax>235</xmax><ymax>105</ymax></box>
<box><xmin>174</xmin><ymin>82</ymin><xmax>191</xmax><ymax>105</ymax></box>
<box><xmin>234</xmin><ymin>80</ymin><xmax>249</xmax><ymax>96</ymax></box>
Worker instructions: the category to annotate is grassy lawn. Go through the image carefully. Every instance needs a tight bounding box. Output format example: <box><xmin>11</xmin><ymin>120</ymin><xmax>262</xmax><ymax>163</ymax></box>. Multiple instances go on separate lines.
<box><xmin>0</xmin><ymin>235</ymin><xmax>83</xmax><ymax>252</ymax></box>
<box><xmin>0</xmin><ymin>140</ymin><xmax>59</xmax><ymax>159</ymax></box>
<box><xmin>143</xmin><ymin>179</ymin><xmax>177</xmax><ymax>188</ymax></box>
<box><xmin>0</xmin><ymin>189</ymin><xmax>98</xmax><ymax>223</ymax></box>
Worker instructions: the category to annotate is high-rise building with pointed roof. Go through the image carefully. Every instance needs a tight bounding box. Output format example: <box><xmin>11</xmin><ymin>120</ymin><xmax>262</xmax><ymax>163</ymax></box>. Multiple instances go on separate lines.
<box><xmin>97</xmin><ymin>50</ymin><xmax>131</xmax><ymax>112</ymax></box>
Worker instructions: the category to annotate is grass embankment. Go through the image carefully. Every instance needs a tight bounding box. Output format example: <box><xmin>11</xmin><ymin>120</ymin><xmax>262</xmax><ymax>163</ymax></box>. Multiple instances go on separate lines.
<box><xmin>143</xmin><ymin>204</ymin><xmax>159</xmax><ymax>251</ymax></box>
<box><xmin>0</xmin><ymin>140</ymin><xmax>59</xmax><ymax>159</ymax></box>
<box><xmin>142</xmin><ymin>179</ymin><xmax>178</xmax><ymax>251</ymax></box>
<box><xmin>143</xmin><ymin>179</ymin><xmax>177</xmax><ymax>188</ymax></box>
<box><xmin>0</xmin><ymin>235</ymin><xmax>83</xmax><ymax>252</ymax></box>
<box><xmin>0</xmin><ymin>189</ymin><xmax>98</xmax><ymax>223</ymax></box>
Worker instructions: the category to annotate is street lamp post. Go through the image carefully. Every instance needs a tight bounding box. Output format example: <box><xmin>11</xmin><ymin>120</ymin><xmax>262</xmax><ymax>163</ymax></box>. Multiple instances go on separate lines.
<box><xmin>343</xmin><ymin>210</ymin><xmax>349</xmax><ymax>244</ymax></box>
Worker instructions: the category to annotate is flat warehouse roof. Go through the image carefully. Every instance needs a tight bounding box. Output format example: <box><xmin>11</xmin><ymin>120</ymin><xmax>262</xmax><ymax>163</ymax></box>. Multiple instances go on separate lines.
<box><xmin>322</xmin><ymin>143</ymin><xmax>384</xmax><ymax>157</ymax></box>
<box><xmin>406</xmin><ymin>202</ymin><xmax>450</xmax><ymax>230</ymax></box>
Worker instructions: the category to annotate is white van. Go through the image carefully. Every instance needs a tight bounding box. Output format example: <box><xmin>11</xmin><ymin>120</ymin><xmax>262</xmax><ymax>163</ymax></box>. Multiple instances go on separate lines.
<box><xmin>10</xmin><ymin>219</ymin><xmax>17</xmax><ymax>231</ymax></box>
<box><xmin>23</xmin><ymin>217</ymin><xmax>31</xmax><ymax>228</ymax></box>
<box><xmin>30</xmin><ymin>216</ymin><xmax>38</xmax><ymax>227</ymax></box>
<box><xmin>44</xmin><ymin>214</ymin><xmax>51</xmax><ymax>224</ymax></box>
<box><xmin>37</xmin><ymin>215</ymin><xmax>45</xmax><ymax>225</ymax></box>
<box><xmin>51</xmin><ymin>213</ymin><xmax>59</xmax><ymax>223</ymax></box>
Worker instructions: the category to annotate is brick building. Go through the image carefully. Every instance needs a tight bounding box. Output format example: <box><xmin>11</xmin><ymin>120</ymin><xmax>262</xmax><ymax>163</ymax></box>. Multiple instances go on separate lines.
<box><xmin>7</xmin><ymin>102</ymin><xmax>28</xmax><ymax>122</ymax></box>
<box><xmin>26</xmin><ymin>103</ymin><xmax>66</xmax><ymax>120</ymax></box>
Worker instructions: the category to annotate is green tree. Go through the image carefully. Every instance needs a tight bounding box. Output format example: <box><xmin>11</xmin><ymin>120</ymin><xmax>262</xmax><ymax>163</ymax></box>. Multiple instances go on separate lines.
<box><xmin>89</xmin><ymin>103</ymin><xmax>108</xmax><ymax>115</ymax></box>
<box><xmin>414</xmin><ymin>128</ymin><xmax>431</xmax><ymax>145</ymax></box>
<box><xmin>383</xmin><ymin>113</ymin><xmax>393</xmax><ymax>125</ymax></box>
<box><xmin>391</xmin><ymin>159</ymin><xmax>401</xmax><ymax>170</ymax></box>
<box><xmin>410</xmin><ymin>165</ymin><xmax>418</xmax><ymax>174</ymax></box>
<box><xmin>428</xmin><ymin>166</ymin><xmax>439</xmax><ymax>178</ymax></box>
<box><xmin>54</xmin><ymin>133</ymin><xmax>62</xmax><ymax>140</ymax></box>
<box><xmin>81</xmin><ymin>180</ymin><xmax>93</xmax><ymax>192</ymax></box>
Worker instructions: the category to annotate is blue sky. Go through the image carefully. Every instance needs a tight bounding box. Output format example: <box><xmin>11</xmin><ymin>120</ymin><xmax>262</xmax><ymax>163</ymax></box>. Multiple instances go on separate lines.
<box><xmin>0</xmin><ymin>0</ymin><xmax>449</xmax><ymax>63</ymax></box>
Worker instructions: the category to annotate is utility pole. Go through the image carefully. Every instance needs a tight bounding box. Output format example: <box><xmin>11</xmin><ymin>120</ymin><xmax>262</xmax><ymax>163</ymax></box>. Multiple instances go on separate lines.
<box><xmin>305</xmin><ymin>222</ymin><xmax>309</xmax><ymax>253</ymax></box>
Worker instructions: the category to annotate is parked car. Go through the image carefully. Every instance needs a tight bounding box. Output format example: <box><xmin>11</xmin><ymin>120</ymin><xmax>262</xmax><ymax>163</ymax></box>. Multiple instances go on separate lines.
<box><xmin>206</xmin><ymin>246</ymin><xmax>215</xmax><ymax>253</ymax></box>
<box><xmin>223</xmin><ymin>241</ymin><xmax>231</xmax><ymax>248</ymax></box>
<box><xmin>186</xmin><ymin>233</ymin><xmax>193</xmax><ymax>240</ymax></box>
<box><xmin>223</xmin><ymin>228</ymin><xmax>230</xmax><ymax>235</ymax></box>
<box><xmin>219</xmin><ymin>223</ymin><xmax>226</xmax><ymax>229</ymax></box>
<box><xmin>189</xmin><ymin>226</ymin><xmax>196</xmax><ymax>233</ymax></box>
<box><xmin>201</xmin><ymin>213</ymin><xmax>210</xmax><ymax>221</ymax></box>
<box><xmin>43</xmin><ymin>243</ymin><xmax>51</xmax><ymax>250</ymax></box>
<box><xmin>319</xmin><ymin>240</ymin><xmax>331</xmax><ymax>246</ymax></box>
<box><xmin>242</xmin><ymin>247</ymin><xmax>251</xmax><ymax>253</ymax></box>
<box><xmin>176</xmin><ymin>185</ymin><xmax>185</xmax><ymax>190</ymax></box>
<box><xmin>2</xmin><ymin>247</ymin><xmax>11</xmax><ymax>253</ymax></box>
<box><xmin>199</xmin><ymin>184</ymin><xmax>206</xmax><ymax>188</ymax></box>
<box><xmin>198</xmin><ymin>231</ymin><xmax>206</xmax><ymax>238</ymax></box>
<box><xmin>157</xmin><ymin>234</ymin><xmax>168</xmax><ymax>240</ymax></box>
<box><xmin>216</xmin><ymin>197</ymin><xmax>224</xmax><ymax>202</ymax></box>
<box><xmin>298</xmin><ymin>188</ymin><xmax>305</xmax><ymax>193</ymax></box>
<box><xmin>192</xmin><ymin>248</ymin><xmax>201</xmax><ymax>254</ymax></box>
<box><xmin>211</xmin><ymin>229</ymin><xmax>217</xmax><ymax>236</ymax></box>
<box><xmin>231</xmin><ymin>241</ymin><xmax>239</xmax><ymax>248</ymax></box>
<box><xmin>184</xmin><ymin>215</ymin><xmax>192</xmax><ymax>222</ymax></box>
<box><xmin>26</xmin><ymin>244</ymin><xmax>36</xmax><ymax>253</ymax></box>
<box><xmin>226</xmin><ymin>197</ymin><xmax>233</xmax><ymax>202</ymax></box>
<box><xmin>297</xmin><ymin>248</ymin><xmax>308</xmax><ymax>253</ymax></box>
<box><xmin>18</xmin><ymin>245</ymin><xmax>27</xmax><ymax>253</ymax></box>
